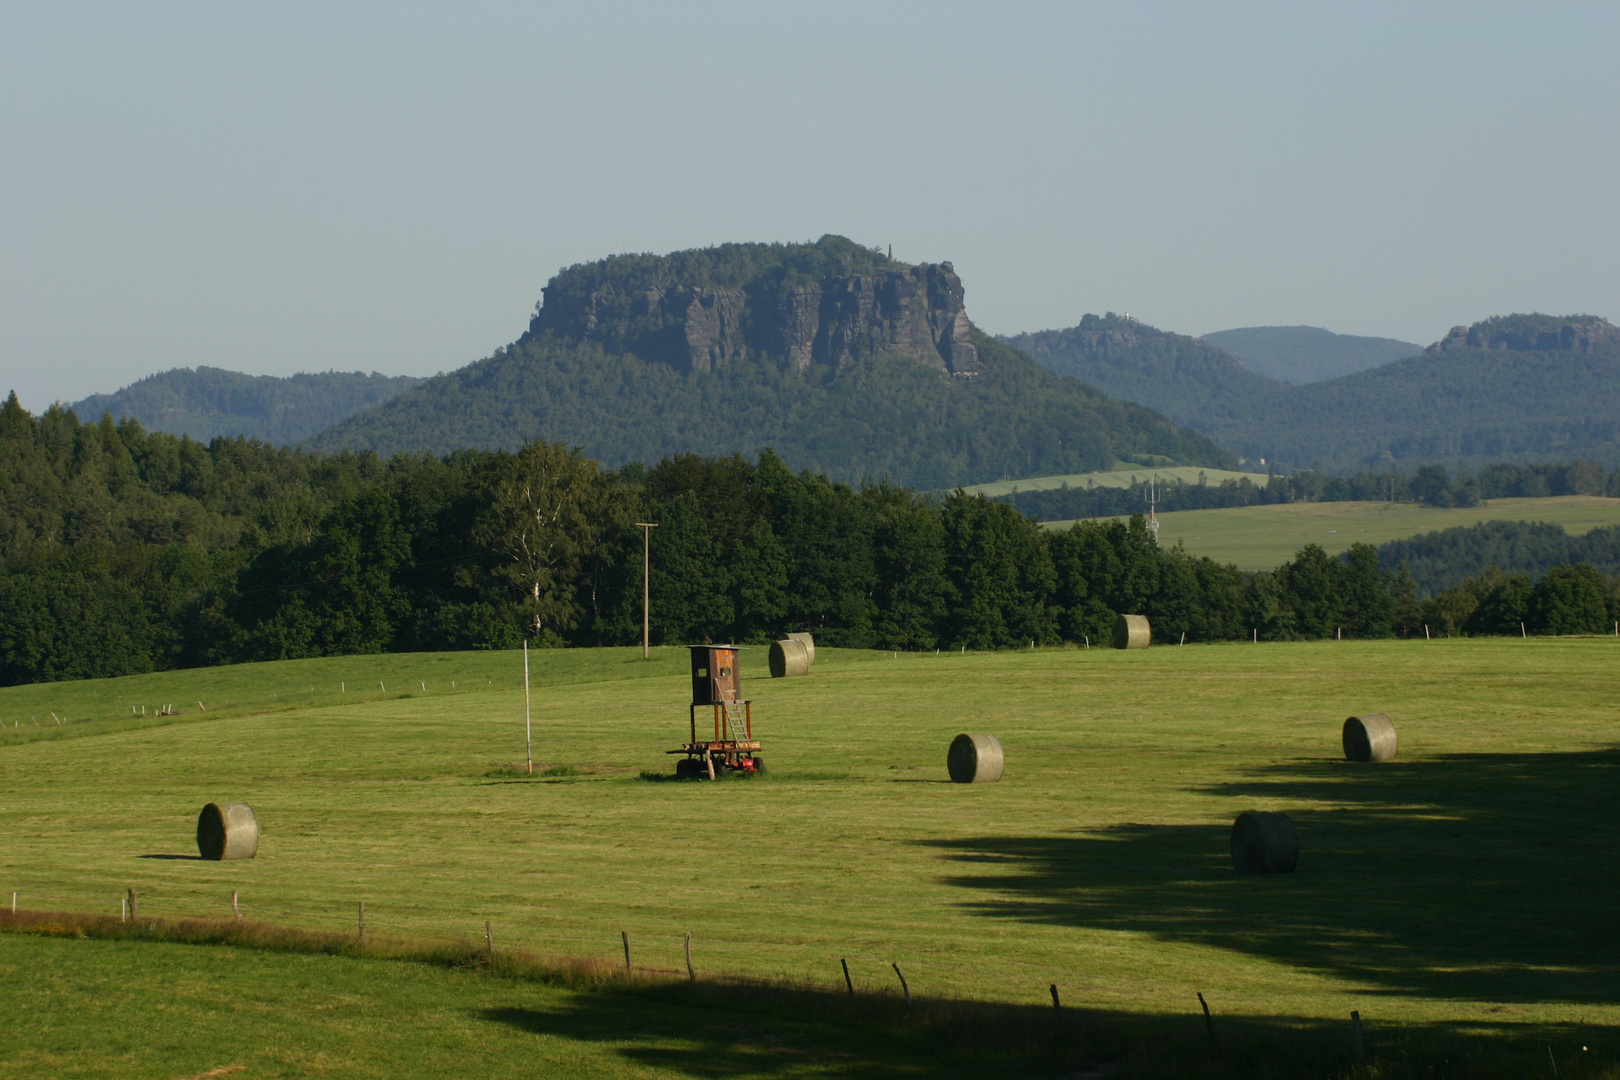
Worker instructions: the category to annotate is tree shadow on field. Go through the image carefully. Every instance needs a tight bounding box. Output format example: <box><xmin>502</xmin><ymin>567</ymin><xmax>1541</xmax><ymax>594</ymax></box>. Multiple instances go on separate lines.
<box><xmin>479</xmin><ymin>985</ymin><xmax>1616</xmax><ymax>1080</ymax></box>
<box><xmin>920</xmin><ymin>748</ymin><xmax>1620</xmax><ymax>1005</ymax></box>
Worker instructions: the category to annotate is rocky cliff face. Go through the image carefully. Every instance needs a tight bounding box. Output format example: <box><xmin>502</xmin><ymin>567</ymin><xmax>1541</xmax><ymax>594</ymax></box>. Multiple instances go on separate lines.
<box><xmin>527</xmin><ymin>261</ymin><xmax>981</xmax><ymax>376</ymax></box>
<box><xmin>1428</xmin><ymin>315</ymin><xmax>1620</xmax><ymax>354</ymax></box>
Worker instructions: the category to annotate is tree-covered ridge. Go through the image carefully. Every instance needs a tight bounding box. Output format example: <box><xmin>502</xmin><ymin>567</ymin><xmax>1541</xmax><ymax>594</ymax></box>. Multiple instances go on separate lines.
<box><xmin>3</xmin><ymin>394</ymin><xmax>1615</xmax><ymax>689</ymax></box>
<box><xmin>1000</xmin><ymin>314</ymin><xmax>1292</xmax><ymax>433</ymax></box>
<box><xmin>1009</xmin><ymin>312</ymin><xmax>1620</xmax><ymax>471</ymax></box>
<box><xmin>1198</xmin><ymin>325</ymin><xmax>1421</xmax><ymax>384</ymax></box>
<box><xmin>309</xmin><ymin>330</ymin><xmax>1236</xmax><ymax>489</ymax></box>
<box><xmin>70</xmin><ymin>367</ymin><xmax>423</xmax><ymax>446</ymax></box>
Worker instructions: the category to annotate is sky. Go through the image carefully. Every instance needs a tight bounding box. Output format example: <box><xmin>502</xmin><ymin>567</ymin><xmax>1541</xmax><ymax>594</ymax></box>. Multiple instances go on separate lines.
<box><xmin>2</xmin><ymin>2</ymin><xmax>1617</xmax><ymax>410</ymax></box>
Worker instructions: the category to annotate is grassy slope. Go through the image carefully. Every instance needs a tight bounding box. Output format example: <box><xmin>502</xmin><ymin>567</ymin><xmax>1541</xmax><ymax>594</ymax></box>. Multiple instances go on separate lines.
<box><xmin>3</xmin><ymin>640</ymin><xmax>1617</xmax><ymax>1020</ymax></box>
<box><xmin>957</xmin><ymin>465</ymin><xmax>1267</xmax><ymax>497</ymax></box>
<box><xmin>1042</xmin><ymin>495</ymin><xmax>1620</xmax><ymax>570</ymax></box>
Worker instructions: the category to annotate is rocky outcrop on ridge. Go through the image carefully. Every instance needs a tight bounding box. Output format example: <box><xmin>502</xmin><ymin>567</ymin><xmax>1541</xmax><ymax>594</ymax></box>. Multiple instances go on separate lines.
<box><xmin>525</xmin><ymin>242</ymin><xmax>981</xmax><ymax>376</ymax></box>
<box><xmin>1428</xmin><ymin>314</ymin><xmax>1620</xmax><ymax>354</ymax></box>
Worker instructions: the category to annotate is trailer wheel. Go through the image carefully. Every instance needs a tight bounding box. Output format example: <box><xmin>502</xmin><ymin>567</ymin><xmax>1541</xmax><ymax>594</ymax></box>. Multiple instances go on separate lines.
<box><xmin>711</xmin><ymin>759</ymin><xmax>730</xmax><ymax>779</ymax></box>
<box><xmin>750</xmin><ymin>756</ymin><xmax>765</xmax><ymax>774</ymax></box>
<box><xmin>675</xmin><ymin>758</ymin><xmax>695</xmax><ymax>780</ymax></box>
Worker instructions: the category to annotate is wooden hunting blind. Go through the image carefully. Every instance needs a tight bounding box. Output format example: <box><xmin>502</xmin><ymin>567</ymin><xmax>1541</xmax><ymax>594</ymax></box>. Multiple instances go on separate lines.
<box><xmin>672</xmin><ymin>645</ymin><xmax>763</xmax><ymax>779</ymax></box>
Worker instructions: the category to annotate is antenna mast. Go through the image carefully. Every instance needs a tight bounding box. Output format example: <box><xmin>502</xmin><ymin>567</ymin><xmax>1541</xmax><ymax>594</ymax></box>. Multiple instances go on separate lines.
<box><xmin>1145</xmin><ymin>477</ymin><xmax>1160</xmax><ymax>543</ymax></box>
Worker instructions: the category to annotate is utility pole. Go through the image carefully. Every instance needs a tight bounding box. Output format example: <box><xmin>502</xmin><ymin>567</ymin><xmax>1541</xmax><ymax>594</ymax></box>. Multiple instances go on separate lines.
<box><xmin>523</xmin><ymin>639</ymin><xmax>532</xmax><ymax>774</ymax></box>
<box><xmin>636</xmin><ymin>522</ymin><xmax>659</xmax><ymax>659</ymax></box>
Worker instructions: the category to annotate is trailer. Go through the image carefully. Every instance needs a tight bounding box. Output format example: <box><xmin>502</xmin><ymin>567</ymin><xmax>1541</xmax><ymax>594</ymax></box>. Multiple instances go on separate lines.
<box><xmin>670</xmin><ymin>645</ymin><xmax>762</xmax><ymax>779</ymax></box>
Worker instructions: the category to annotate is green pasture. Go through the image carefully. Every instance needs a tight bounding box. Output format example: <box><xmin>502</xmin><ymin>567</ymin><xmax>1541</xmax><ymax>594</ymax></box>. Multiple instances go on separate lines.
<box><xmin>2</xmin><ymin>640</ymin><xmax>1617</xmax><ymax>1077</ymax></box>
<box><xmin>958</xmin><ymin>464</ymin><xmax>1264</xmax><ymax>498</ymax></box>
<box><xmin>1043</xmin><ymin>495</ymin><xmax>1620</xmax><ymax>569</ymax></box>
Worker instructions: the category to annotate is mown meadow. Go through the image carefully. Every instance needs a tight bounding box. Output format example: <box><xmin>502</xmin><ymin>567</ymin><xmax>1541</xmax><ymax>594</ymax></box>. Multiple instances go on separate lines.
<box><xmin>2</xmin><ymin>638</ymin><xmax>1616</xmax><ymax>1077</ymax></box>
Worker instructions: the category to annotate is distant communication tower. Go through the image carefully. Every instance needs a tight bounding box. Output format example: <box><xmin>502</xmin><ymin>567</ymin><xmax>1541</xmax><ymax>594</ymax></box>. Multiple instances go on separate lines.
<box><xmin>1145</xmin><ymin>477</ymin><xmax>1160</xmax><ymax>543</ymax></box>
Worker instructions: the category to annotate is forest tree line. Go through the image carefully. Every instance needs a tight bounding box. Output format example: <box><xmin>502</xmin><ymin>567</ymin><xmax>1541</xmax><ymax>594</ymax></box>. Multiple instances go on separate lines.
<box><xmin>2</xmin><ymin>395</ymin><xmax>1617</xmax><ymax>687</ymax></box>
<box><xmin>992</xmin><ymin>459</ymin><xmax>1620</xmax><ymax>521</ymax></box>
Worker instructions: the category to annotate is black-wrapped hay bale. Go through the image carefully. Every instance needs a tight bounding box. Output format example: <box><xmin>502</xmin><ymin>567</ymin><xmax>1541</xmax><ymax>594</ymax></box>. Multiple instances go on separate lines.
<box><xmin>1230</xmin><ymin>811</ymin><xmax>1297</xmax><ymax>873</ymax></box>
<box><xmin>947</xmin><ymin>733</ymin><xmax>1004</xmax><ymax>784</ymax></box>
<box><xmin>1342</xmin><ymin>712</ymin><xmax>1397</xmax><ymax>762</ymax></box>
<box><xmin>769</xmin><ymin>638</ymin><xmax>811</xmax><ymax>678</ymax></box>
<box><xmin>786</xmin><ymin>632</ymin><xmax>816</xmax><ymax>666</ymax></box>
<box><xmin>1113</xmin><ymin>614</ymin><xmax>1151</xmax><ymax>649</ymax></box>
<box><xmin>197</xmin><ymin>802</ymin><xmax>259</xmax><ymax>861</ymax></box>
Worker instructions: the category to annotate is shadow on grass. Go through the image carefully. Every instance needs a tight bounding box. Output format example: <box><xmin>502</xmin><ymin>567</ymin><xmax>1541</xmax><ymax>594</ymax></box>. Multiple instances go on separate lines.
<box><xmin>138</xmin><ymin>853</ymin><xmax>202</xmax><ymax>860</ymax></box>
<box><xmin>919</xmin><ymin>748</ymin><xmax>1620</xmax><ymax>1005</ymax></box>
<box><xmin>480</xmin><ymin>982</ymin><xmax>1616</xmax><ymax>1080</ymax></box>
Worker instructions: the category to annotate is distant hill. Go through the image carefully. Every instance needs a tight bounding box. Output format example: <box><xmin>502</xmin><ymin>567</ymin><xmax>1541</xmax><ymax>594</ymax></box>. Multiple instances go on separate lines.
<box><xmin>1199</xmin><ymin>325</ymin><xmax>1421</xmax><ymax>384</ymax></box>
<box><xmin>1006</xmin><ymin>312</ymin><xmax>1620</xmax><ymax>472</ymax></box>
<box><xmin>1000</xmin><ymin>313</ymin><xmax>1291</xmax><ymax>434</ymax></box>
<box><xmin>72</xmin><ymin>367</ymin><xmax>422</xmax><ymax>446</ymax></box>
<box><xmin>310</xmin><ymin>237</ymin><xmax>1235</xmax><ymax>488</ymax></box>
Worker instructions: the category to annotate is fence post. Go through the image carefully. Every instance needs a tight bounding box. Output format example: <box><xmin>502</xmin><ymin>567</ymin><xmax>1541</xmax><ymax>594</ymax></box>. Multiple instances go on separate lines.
<box><xmin>358</xmin><ymin>900</ymin><xmax>365</xmax><ymax>940</ymax></box>
<box><xmin>892</xmin><ymin>962</ymin><xmax>911</xmax><ymax>1008</ymax></box>
<box><xmin>1351</xmin><ymin>1010</ymin><xmax>1364</xmax><ymax>1060</ymax></box>
<box><xmin>684</xmin><ymin>931</ymin><xmax>694</xmax><ymax>981</ymax></box>
<box><xmin>622</xmin><ymin>930</ymin><xmax>632</xmax><ymax>973</ymax></box>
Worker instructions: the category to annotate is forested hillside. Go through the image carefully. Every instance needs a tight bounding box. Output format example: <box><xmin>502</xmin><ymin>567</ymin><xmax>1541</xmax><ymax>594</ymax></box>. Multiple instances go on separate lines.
<box><xmin>3</xmin><ymin>393</ymin><xmax>1615</xmax><ymax>688</ymax></box>
<box><xmin>1199</xmin><ymin>325</ymin><xmax>1420</xmax><ymax>384</ymax></box>
<box><xmin>72</xmin><ymin>367</ymin><xmax>422</xmax><ymax>446</ymax></box>
<box><xmin>1007</xmin><ymin>313</ymin><xmax>1620</xmax><ymax>472</ymax></box>
<box><xmin>310</xmin><ymin>237</ymin><xmax>1234</xmax><ymax>487</ymax></box>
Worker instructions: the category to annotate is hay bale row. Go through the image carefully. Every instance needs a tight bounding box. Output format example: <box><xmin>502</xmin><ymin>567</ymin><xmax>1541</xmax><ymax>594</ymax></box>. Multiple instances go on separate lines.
<box><xmin>768</xmin><ymin>638</ymin><xmax>811</xmax><ymax>678</ymax></box>
<box><xmin>1342</xmin><ymin>712</ymin><xmax>1398</xmax><ymax>762</ymax></box>
<box><xmin>1113</xmin><ymin>614</ymin><xmax>1151</xmax><ymax>649</ymax></box>
<box><xmin>947</xmin><ymin>733</ymin><xmax>1004</xmax><ymax>783</ymax></box>
<box><xmin>197</xmin><ymin>802</ymin><xmax>258</xmax><ymax>861</ymax></box>
<box><xmin>1230</xmin><ymin>810</ymin><xmax>1297</xmax><ymax>873</ymax></box>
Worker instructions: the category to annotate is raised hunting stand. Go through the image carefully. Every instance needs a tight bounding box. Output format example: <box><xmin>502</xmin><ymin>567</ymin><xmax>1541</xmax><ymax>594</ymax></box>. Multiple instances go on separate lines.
<box><xmin>672</xmin><ymin>645</ymin><xmax>763</xmax><ymax>779</ymax></box>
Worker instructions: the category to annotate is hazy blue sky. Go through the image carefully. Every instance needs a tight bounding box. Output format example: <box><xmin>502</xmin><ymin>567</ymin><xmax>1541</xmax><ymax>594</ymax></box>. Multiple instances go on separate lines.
<box><xmin>3</xmin><ymin>2</ymin><xmax>1616</xmax><ymax>409</ymax></box>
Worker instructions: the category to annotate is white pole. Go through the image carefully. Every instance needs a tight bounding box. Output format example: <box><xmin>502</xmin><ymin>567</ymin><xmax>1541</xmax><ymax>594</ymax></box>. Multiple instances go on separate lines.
<box><xmin>524</xmin><ymin>640</ymin><xmax>533</xmax><ymax>775</ymax></box>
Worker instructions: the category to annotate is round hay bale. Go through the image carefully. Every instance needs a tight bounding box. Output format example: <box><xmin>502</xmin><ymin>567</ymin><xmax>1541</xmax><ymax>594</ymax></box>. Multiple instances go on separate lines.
<box><xmin>1342</xmin><ymin>713</ymin><xmax>1397</xmax><ymax>762</ymax></box>
<box><xmin>1230</xmin><ymin>811</ymin><xmax>1298</xmax><ymax>874</ymax></box>
<box><xmin>947</xmin><ymin>733</ymin><xmax>1004</xmax><ymax>784</ymax></box>
<box><xmin>785</xmin><ymin>632</ymin><xmax>816</xmax><ymax>666</ymax></box>
<box><xmin>196</xmin><ymin>802</ymin><xmax>258</xmax><ymax>861</ymax></box>
<box><xmin>768</xmin><ymin>638</ymin><xmax>811</xmax><ymax>678</ymax></box>
<box><xmin>1113</xmin><ymin>614</ymin><xmax>1151</xmax><ymax>650</ymax></box>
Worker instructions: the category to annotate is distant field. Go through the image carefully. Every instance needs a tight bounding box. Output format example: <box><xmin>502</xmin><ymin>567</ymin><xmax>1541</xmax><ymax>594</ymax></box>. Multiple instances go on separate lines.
<box><xmin>1043</xmin><ymin>495</ymin><xmax>1620</xmax><ymax>569</ymax></box>
<box><xmin>1</xmin><ymin>640</ymin><xmax>1616</xmax><ymax>1077</ymax></box>
<box><xmin>957</xmin><ymin>464</ymin><xmax>1266</xmax><ymax>497</ymax></box>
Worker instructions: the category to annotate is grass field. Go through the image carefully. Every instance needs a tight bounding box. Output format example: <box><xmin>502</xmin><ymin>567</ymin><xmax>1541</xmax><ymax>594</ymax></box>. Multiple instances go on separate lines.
<box><xmin>958</xmin><ymin>465</ymin><xmax>1265</xmax><ymax>497</ymax></box>
<box><xmin>3</xmin><ymin>641</ymin><xmax>1617</xmax><ymax>1077</ymax></box>
<box><xmin>1041</xmin><ymin>495</ymin><xmax>1620</xmax><ymax>569</ymax></box>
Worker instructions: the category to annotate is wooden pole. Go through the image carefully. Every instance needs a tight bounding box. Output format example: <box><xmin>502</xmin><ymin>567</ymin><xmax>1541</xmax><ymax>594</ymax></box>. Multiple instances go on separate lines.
<box><xmin>621</xmin><ymin>930</ymin><xmax>632</xmax><ymax>973</ymax></box>
<box><xmin>524</xmin><ymin>640</ymin><xmax>532</xmax><ymax>775</ymax></box>
<box><xmin>636</xmin><ymin>523</ymin><xmax>658</xmax><ymax>659</ymax></box>
<box><xmin>127</xmin><ymin>888</ymin><xmax>137</xmax><ymax>921</ymax></box>
<box><xmin>485</xmin><ymin>920</ymin><xmax>494</xmax><ymax>957</ymax></box>
<box><xmin>1049</xmin><ymin>983</ymin><xmax>1061</xmax><ymax>1012</ymax></box>
<box><xmin>892</xmin><ymin>962</ymin><xmax>911</xmax><ymax>1007</ymax></box>
<box><xmin>1351</xmin><ymin>1010</ymin><xmax>1364</xmax><ymax>1060</ymax></box>
<box><xmin>841</xmin><ymin>958</ymin><xmax>854</xmax><ymax>999</ymax></box>
<box><xmin>358</xmin><ymin>900</ymin><xmax>365</xmax><ymax>940</ymax></box>
<box><xmin>232</xmin><ymin>890</ymin><xmax>240</xmax><ymax>924</ymax></box>
<box><xmin>684</xmin><ymin>931</ymin><xmax>695</xmax><ymax>980</ymax></box>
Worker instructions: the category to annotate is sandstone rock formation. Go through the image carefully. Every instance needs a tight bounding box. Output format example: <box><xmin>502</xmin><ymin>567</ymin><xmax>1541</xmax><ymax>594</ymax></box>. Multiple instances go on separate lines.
<box><xmin>528</xmin><ymin>262</ymin><xmax>981</xmax><ymax>376</ymax></box>
<box><xmin>1427</xmin><ymin>315</ymin><xmax>1620</xmax><ymax>354</ymax></box>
